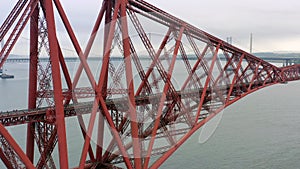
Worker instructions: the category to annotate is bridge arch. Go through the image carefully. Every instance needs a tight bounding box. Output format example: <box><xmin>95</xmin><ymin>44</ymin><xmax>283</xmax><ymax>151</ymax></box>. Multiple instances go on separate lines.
<box><xmin>162</xmin><ymin>81</ymin><xmax>300</xmax><ymax>168</ymax></box>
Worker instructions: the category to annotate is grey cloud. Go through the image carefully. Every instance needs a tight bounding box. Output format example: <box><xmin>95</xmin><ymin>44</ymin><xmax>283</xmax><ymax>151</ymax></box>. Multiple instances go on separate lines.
<box><xmin>1</xmin><ymin>0</ymin><xmax>300</xmax><ymax>52</ymax></box>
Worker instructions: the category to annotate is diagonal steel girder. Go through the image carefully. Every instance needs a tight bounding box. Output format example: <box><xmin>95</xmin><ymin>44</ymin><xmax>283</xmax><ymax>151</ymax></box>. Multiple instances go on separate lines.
<box><xmin>0</xmin><ymin>0</ymin><xmax>300</xmax><ymax>169</ymax></box>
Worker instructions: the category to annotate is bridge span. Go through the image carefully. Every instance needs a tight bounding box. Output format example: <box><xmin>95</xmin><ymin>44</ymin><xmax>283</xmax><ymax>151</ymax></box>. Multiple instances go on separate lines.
<box><xmin>0</xmin><ymin>0</ymin><xmax>300</xmax><ymax>169</ymax></box>
<box><xmin>0</xmin><ymin>83</ymin><xmax>271</xmax><ymax>127</ymax></box>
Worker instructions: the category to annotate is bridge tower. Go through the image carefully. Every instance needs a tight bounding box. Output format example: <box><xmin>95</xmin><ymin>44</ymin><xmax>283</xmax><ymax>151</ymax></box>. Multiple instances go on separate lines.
<box><xmin>0</xmin><ymin>0</ymin><xmax>300</xmax><ymax>168</ymax></box>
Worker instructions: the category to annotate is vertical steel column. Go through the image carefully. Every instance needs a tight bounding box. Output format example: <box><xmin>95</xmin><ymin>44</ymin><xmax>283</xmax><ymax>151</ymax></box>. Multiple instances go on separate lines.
<box><xmin>101</xmin><ymin>0</ymin><xmax>112</xmax><ymax>96</ymax></box>
<box><xmin>120</xmin><ymin>1</ymin><xmax>142</xmax><ymax>168</ymax></box>
<box><xmin>43</xmin><ymin>0</ymin><xmax>68</xmax><ymax>168</ymax></box>
<box><xmin>26</xmin><ymin>2</ymin><xmax>39</xmax><ymax>163</ymax></box>
<box><xmin>96</xmin><ymin>0</ymin><xmax>111</xmax><ymax>161</ymax></box>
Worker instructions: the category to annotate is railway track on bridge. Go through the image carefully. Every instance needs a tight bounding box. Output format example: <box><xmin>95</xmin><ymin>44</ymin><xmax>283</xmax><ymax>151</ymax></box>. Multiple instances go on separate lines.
<box><xmin>0</xmin><ymin>86</ymin><xmax>225</xmax><ymax>126</ymax></box>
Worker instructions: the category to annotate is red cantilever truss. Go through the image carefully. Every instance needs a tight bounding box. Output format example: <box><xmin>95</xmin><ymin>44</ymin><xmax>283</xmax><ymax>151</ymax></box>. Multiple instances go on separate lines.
<box><xmin>0</xmin><ymin>0</ymin><xmax>300</xmax><ymax>168</ymax></box>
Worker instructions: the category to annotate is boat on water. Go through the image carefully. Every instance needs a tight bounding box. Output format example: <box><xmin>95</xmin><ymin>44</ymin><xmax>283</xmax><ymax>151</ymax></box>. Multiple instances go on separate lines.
<box><xmin>0</xmin><ymin>73</ymin><xmax>14</xmax><ymax>79</ymax></box>
<box><xmin>0</xmin><ymin>64</ymin><xmax>14</xmax><ymax>79</ymax></box>
<box><xmin>0</xmin><ymin>40</ymin><xmax>14</xmax><ymax>79</ymax></box>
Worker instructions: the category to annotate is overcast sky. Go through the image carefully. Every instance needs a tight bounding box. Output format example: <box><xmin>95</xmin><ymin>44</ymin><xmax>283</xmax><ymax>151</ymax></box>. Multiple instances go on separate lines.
<box><xmin>148</xmin><ymin>0</ymin><xmax>300</xmax><ymax>53</ymax></box>
<box><xmin>1</xmin><ymin>0</ymin><xmax>300</xmax><ymax>53</ymax></box>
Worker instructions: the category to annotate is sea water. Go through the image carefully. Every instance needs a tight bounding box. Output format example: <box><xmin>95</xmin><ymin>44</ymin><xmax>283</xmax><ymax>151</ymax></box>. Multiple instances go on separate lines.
<box><xmin>1</xmin><ymin>62</ymin><xmax>300</xmax><ymax>168</ymax></box>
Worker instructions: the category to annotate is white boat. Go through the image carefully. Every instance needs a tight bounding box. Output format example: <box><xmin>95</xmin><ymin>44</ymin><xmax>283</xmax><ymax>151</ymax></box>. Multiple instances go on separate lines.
<box><xmin>0</xmin><ymin>40</ymin><xmax>14</xmax><ymax>79</ymax></box>
<box><xmin>0</xmin><ymin>73</ymin><xmax>14</xmax><ymax>79</ymax></box>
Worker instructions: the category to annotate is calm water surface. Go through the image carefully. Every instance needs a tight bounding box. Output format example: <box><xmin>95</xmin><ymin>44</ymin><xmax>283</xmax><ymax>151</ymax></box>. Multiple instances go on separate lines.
<box><xmin>1</xmin><ymin>62</ymin><xmax>300</xmax><ymax>168</ymax></box>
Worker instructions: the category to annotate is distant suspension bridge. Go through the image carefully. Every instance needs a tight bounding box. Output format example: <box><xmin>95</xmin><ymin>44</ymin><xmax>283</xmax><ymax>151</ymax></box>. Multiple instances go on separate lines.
<box><xmin>4</xmin><ymin>56</ymin><xmax>300</xmax><ymax>66</ymax></box>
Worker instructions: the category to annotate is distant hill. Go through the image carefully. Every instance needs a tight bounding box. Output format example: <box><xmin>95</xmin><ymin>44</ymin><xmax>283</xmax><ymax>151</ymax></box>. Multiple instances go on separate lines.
<box><xmin>8</xmin><ymin>54</ymin><xmax>28</xmax><ymax>58</ymax></box>
<box><xmin>253</xmin><ymin>52</ymin><xmax>300</xmax><ymax>58</ymax></box>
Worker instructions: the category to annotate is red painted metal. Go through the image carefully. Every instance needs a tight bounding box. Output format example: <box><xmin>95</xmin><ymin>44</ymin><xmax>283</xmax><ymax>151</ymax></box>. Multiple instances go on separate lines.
<box><xmin>0</xmin><ymin>0</ymin><xmax>28</xmax><ymax>41</ymax></box>
<box><xmin>26</xmin><ymin>2</ymin><xmax>39</xmax><ymax>163</ymax></box>
<box><xmin>195</xmin><ymin>43</ymin><xmax>220</xmax><ymax>121</ymax></box>
<box><xmin>1</xmin><ymin>0</ymin><xmax>300</xmax><ymax>168</ymax></box>
<box><xmin>0</xmin><ymin>149</ymin><xmax>14</xmax><ymax>169</ymax></box>
<box><xmin>0</xmin><ymin>0</ymin><xmax>39</xmax><ymax>69</ymax></box>
<box><xmin>226</xmin><ymin>54</ymin><xmax>245</xmax><ymax>101</ymax></box>
<box><xmin>120</xmin><ymin>2</ymin><xmax>142</xmax><ymax>168</ymax></box>
<box><xmin>0</xmin><ymin>124</ymin><xmax>35</xmax><ymax>169</ymax></box>
<box><xmin>43</xmin><ymin>0</ymin><xmax>69</xmax><ymax>168</ymax></box>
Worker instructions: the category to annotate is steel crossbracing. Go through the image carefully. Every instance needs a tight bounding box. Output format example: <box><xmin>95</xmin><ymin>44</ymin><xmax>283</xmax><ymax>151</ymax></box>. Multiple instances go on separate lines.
<box><xmin>0</xmin><ymin>0</ymin><xmax>300</xmax><ymax>168</ymax></box>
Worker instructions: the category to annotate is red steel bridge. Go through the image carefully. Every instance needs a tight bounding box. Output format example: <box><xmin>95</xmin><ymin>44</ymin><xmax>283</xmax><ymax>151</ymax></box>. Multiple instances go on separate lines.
<box><xmin>0</xmin><ymin>0</ymin><xmax>300</xmax><ymax>168</ymax></box>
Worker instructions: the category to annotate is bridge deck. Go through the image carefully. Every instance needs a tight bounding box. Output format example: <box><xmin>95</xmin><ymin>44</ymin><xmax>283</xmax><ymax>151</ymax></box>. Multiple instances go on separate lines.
<box><xmin>0</xmin><ymin>82</ymin><xmax>275</xmax><ymax>127</ymax></box>
<box><xmin>0</xmin><ymin>87</ymin><xmax>212</xmax><ymax>126</ymax></box>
